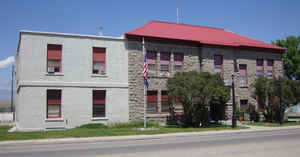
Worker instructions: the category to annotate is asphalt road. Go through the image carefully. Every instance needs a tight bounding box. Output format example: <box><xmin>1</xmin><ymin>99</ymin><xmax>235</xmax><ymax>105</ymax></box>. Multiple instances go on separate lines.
<box><xmin>1</xmin><ymin>128</ymin><xmax>300</xmax><ymax>157</ymax></box>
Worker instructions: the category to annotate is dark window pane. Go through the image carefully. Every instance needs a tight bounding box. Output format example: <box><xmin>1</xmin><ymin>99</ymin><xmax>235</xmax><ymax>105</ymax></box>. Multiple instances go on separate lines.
<box><xmin>267</xmin><ymin>60</ymin><xmax>274</xmax><ymax>66</ymax></box>
<box><xmin>214</xmin><ymin>55</ymin><xmax>223</xmax><ymax>65</ymax></box>
<box><xmin>47</xmin><ymin>90</ymin><xmax>61</xmax><ymax>100</ymax></box>
<box><xmin>257</xmin><ymin>59</ymin><xmax>263</xmax><ymax>66</ymax></box>
<box><xmin>93</xmin><ymin>90</ymin><xmax>106</xmax><ymax>117</ymax></box>
<box><xmin>93</xmin><ymin>104</ymin><xmax>105</xmax><ymax>117</ymax></box>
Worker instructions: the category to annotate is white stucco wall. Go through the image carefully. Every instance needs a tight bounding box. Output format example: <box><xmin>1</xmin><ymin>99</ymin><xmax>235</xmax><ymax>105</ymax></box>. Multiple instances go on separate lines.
<box><xmin>15</xmin><ymin>31</ymin><xmax>129</xmax><ymax>131</ymax></box>
<box><xmin>16</xmin><ymin>87</ymin><xmax>128</xmax><ymax>131</ymax></box>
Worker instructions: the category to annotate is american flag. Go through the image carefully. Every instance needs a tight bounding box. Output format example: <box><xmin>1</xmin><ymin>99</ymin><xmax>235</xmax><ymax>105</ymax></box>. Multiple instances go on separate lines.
<box><xmin>143</xmin><ymin>54</ymin><xmax>149</xmax><ymax>88</ymax></box>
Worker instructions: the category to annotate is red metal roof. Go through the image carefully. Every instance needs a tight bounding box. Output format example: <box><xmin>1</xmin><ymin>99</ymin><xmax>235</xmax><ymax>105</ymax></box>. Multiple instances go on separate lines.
<box><xmin>126</xmin><ymin>20</ymin><xmax>285</xmax><ymax>52</ymax></box>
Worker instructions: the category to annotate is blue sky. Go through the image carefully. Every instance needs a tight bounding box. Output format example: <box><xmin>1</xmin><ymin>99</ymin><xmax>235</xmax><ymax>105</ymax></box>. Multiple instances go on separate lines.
<box><xmin>0</xmin><ymin>0</ymin><xmax>299</xmax><ymax>98</ymax></box>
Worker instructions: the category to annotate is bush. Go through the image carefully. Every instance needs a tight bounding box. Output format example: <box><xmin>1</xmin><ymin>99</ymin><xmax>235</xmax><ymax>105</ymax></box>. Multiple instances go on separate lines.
<box><xmin>252</xmin><ymin>77</ymin><xmax>300</xmax><ymax>123</ymax></box>
<box><xmin>249</xmin><ymin>106</ymin><xmax>260</xmax><ymax>122</ymax></box>
<box><xmin>0</xmin><ymin>107</ymin><xmax>11</xmax><ymax>113</ymax></box>
<box><xmin>78</xmin><ymin>123</ymin><xmax>107</xmax><ymax>129</ymax></box>
<box><xmin>167</xmin><ymin>72</ymin><xmax>230</xmax><ymax>127</ymax></box>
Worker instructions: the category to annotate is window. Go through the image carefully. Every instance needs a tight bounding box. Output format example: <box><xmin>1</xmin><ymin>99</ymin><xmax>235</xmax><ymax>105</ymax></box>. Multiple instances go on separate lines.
<box><xmin>256</xmin><ymin>59</ymin><xmax>264</xmax><ymax>77</ymax></box>
<box><xmin>93</xmin><ymin>47</ymin><xmax>106</xmax><ymax>75</ymax></box>
<box><xmin>93</xmin><ymin>90</ymin><xmax>106</xmax><ymax>117</ymax></box>
<box><xmin>214</xmin><ymin>55</ymin><xmax>223</xmax><ymax>74</ymax></box>
<box><xmin>146</xmin><ymin>51</ymin><xmax>157</xmax><ymax>75</ymax></box>
<box><xmin>147</xmin><ymin>91</ymin><xmax>158</xmax><ymax>113</ymax></box>
<box><xmin>47</xmin><ymin>90</ymin><xmax>61</xmax><ymax>118</ymax></box>
<box><xmin>161</xmin><ymin>91</ymin><xmax>169</xmax><ymax>112</ymax></box>
<box><xmin>267</xmin><ymin>59</ymin><xmax>274</xmax><ymax>78</ymax></box>
<box><xmin>160</xmin><ymin>52</ymin><xmax>170</xmax><ymax>76</ymax></box>
<box><xmin>240</xmin><ymin>99</ymin><xmax>248</xmax><ymax>112</ymax></box>
<box><xmin>174</xmin><ymin>53</ymin><xmax>184</xmax><ymax>73</ymax></box>
<box><xmin>239</xmin><ymin>64</ymin><xmax>247</xmax><ymax>87</ymax></box>
<box><xmin>47</xmin><ymin>44</ymin><xmax>62</xmax><ymax>73</ymax></box>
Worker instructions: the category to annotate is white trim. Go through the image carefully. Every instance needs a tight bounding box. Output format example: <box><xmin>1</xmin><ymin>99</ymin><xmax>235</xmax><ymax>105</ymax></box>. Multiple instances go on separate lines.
<box><xmin>45</xmin><ymin>73</ymin><xmax>64</xmax><ymax>76</ymax></box>
<box><xmin>18</xmin><ymin>81</ymin><xmax>128</xmax><ymax>89</ymax></box>
<box><xmin>45</xmin><ymin>118</ymin><xmax>64</xmax><ymax>122</ymax></box>
<box><xmin>19</xmin><ymin>30</ymin><xmax>125</xmax><ymax>40</ymax></box>
<box><xmin>91</xmin><ymin>117</ymin><xmax>108</xmax><ymax>121</ymax></box>
<box><xmin>91</xmin><ymin>74</ymin><xmax>108</xmax><ymax>78</ymax></box>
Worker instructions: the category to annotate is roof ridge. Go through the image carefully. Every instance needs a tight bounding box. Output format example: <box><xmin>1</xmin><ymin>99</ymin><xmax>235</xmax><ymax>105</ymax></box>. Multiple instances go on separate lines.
<box><xmin>223</xmin><ymin>29</ymin><xmax>283</xmax><ymax>49</ymax></box>
<box><xmin>150</xmin><ymin>20</ymin><xmax>224</xmax><ymax>30</ymax></box>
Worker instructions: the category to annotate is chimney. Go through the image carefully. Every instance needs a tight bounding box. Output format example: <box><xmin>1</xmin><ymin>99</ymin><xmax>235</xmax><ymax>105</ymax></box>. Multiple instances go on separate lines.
<box><xmin>98</xmin><ymin>27</ymin><xmax>103</xmax><ymax>36</ymax></box>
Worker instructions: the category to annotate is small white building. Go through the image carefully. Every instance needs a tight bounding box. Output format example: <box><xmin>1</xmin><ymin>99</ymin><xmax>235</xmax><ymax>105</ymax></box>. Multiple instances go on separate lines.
<box><xmin>15</xmin><ymin>31</ymin><xmax>129</xmax><ymax>131</ymax></box>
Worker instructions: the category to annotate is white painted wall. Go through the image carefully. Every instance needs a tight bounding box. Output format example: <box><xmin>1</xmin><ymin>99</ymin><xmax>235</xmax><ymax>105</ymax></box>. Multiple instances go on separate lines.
<box><xmin>15</xmin><ymin>31</ymin><xmax>129</xmax><ymax>131</ymax></box>
<box><xmin>17</xmin><ymin>32</ymin><xmax>128</xmax><ymax>85</ymax></box>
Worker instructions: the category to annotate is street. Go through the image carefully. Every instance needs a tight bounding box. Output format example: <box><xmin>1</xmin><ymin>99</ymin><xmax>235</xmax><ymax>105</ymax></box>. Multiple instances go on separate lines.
<box><xmin>0</xmin><ymin>128</ymin><xmax>300</xmax><ymax>157</ymax></box>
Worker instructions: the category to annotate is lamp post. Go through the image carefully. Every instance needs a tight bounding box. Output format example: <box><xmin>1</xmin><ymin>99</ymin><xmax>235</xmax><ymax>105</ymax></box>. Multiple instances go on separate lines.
<box><xmin>232</xmin><ymin>74</ymin><xmax>237</xmax><ymax>128</ymax></box>
<box><xmin>11</xmin><ymin>65</ymin><xmax>14</xmax><ymax>113</ymax></box>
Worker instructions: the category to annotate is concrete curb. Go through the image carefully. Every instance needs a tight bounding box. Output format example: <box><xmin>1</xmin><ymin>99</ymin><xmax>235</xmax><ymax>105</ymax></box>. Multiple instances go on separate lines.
<box><xmin>1</xmin><ymin>125</ymin><xmax>300</xmax><ymax>146</ymax></box>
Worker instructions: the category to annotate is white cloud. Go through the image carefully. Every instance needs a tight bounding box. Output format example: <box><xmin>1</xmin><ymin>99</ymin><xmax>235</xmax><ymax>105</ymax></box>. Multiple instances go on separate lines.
<box><xmin>0</xmin><ymin>56</ymin><xmax>15</xmax><ymax>69</ymax></box>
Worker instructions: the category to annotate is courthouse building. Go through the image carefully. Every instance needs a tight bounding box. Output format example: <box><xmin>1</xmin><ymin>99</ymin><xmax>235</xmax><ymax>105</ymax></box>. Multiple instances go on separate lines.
<box><xmin>15</xmin><ymin>21</ymin><xmax>285</xmax><ymax>131</ymax></box>
<box><xmin>126</xmin><ymin>21</ymin><xmax>284</xmax><ymax>123</ymax></box>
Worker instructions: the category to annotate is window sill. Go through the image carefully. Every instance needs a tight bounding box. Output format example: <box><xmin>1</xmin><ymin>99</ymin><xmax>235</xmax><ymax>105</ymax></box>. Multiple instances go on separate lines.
<box><xmin>46</xmin><ymin>73</ymin><xmax>64</xmax><ymax>76</ymax></box>
<box><xmin>91</xmin><ymin>117</ymin><xmax>108</xmax><ymax>121</ymax></box>
<box><xmin>91</xmin><ymin>74</ymin><xmax>108</xmax><ymax>78</ymax></box>
<box><xmin>45</xmin><ymin>118</ymin><xmax>64</xmax><ymax>122</ymax></box>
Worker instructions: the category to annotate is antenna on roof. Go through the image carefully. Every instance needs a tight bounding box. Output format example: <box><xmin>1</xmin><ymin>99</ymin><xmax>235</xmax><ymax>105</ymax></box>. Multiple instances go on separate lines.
<box><xmin>177</xmin><ymin>8</ymin><xmax>179</xmax><ymax>24</ymax></box>
<box><xmin>98</xmin><ymin>27</ymin><xmax>103</xmax><ymax>36</ymax></box>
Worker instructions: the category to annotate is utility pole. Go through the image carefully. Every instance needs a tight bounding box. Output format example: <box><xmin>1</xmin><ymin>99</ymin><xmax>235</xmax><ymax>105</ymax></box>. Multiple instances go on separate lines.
<box><xmin>177</xmin><ymin>8</ymin><xmax>179</xmax><ymax>24</ymax></box>
<box><xmin>11</xmin><ymin>65</ymin><xmax>14</xmax><ymax>113</ymax></box>
<box><xmin>279</xmin><ymin>81</ymin><xmax>283</xmax><ymax>125</ymax></box>
<box><xmin>232</xmin><ymin>74</ymin><xmax>236</xmax><ymax>128</ymax></box>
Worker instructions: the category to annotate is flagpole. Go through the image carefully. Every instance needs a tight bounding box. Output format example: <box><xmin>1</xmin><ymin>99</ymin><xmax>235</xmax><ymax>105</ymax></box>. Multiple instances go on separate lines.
<box><xmin>143</xmin><ymin>37</ymin><xmax>147</xmax><ymax>129</ymax></box>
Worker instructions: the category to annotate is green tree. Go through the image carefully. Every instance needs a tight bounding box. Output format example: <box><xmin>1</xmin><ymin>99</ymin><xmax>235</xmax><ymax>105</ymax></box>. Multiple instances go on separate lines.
<box><xmin>272</xmin><ymin>36</ymin><xmax>300</xmax><ymax>80</ymax></box>
<box><xmin>252</xmin><ymin>77</ymin><xmax>300</xmax><ymax>122</ymax></box>
<box><xmin>167</xmin><ymin>71</ymin><xmax>230</xmax><ymax>127</ymax></box>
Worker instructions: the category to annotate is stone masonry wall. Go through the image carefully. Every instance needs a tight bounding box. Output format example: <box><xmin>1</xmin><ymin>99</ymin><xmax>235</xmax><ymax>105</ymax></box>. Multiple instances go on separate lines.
<box><xmin>201</xmin><ymin>46</ymin><xmax>283</xmax><ymax>119</ymax></box>
<box><xmin>127</xmin><ymin>41</ymin><xmax>201</xmax><ymax>122</ymax></box>
<box><xmin>128</xmin><ymin>40</ymin><xmax>283</xmax><ymax>122</ymax></box>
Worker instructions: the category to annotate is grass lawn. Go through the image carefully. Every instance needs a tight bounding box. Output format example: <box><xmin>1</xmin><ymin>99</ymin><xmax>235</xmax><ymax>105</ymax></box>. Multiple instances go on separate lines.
<box><xmin>246</xmin><ymin>121</ymin><xmax>300</xmax><ymax>127</ymax></box>
<box><xmin>0</xmin><ymin>122</ymin><xmax>246</xmax><ymax>141</ymax></box>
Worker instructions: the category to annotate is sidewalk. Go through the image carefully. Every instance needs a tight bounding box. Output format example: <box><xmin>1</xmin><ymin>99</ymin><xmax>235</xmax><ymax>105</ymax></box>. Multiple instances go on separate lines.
<box><xmin>1</xmin><ymin>125</ymin><xmax>300</xmax><ymax>147</ymax></box>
